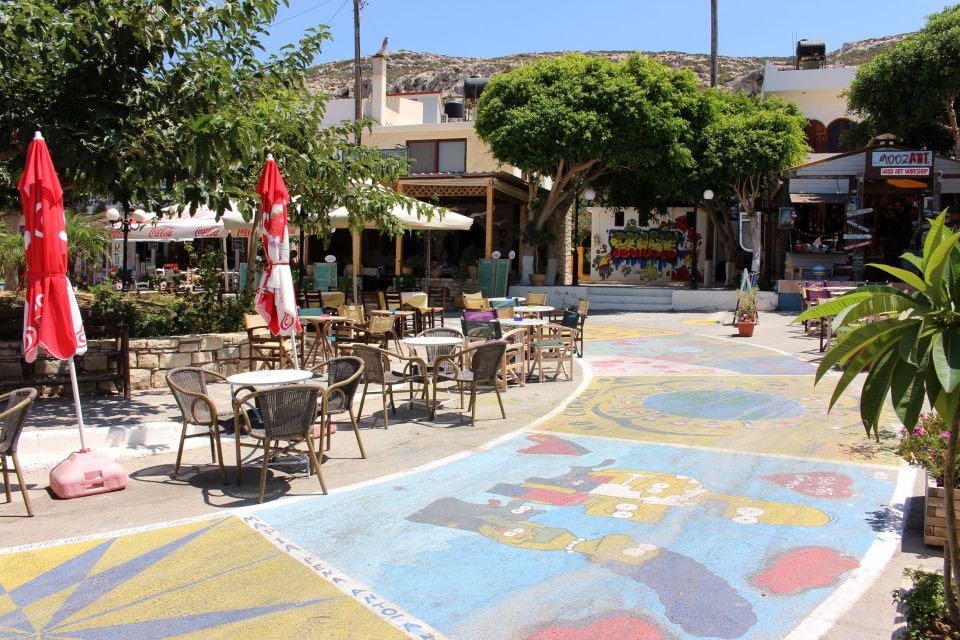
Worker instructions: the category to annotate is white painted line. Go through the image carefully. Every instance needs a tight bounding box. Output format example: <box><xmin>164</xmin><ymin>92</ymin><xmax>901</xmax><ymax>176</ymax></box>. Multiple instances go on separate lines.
<box><xmin>782</xmin><ymin>466</ymin><xmax>919</xmax><ymax>640</ymax></box>
<box><xmin>241</xmin><ymin>514</ymin><xmax>448</xmax><ymax>640</ymax></box>
<box><xmin>0</xmin><ymin>512</ymin><xmax>229</xmax><ymax>555</ymax></box>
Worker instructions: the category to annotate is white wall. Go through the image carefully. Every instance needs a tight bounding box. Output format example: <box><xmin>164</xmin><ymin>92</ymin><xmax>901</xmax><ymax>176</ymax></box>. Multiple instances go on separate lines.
<box><xmin>761</xmin><ymin>61</ymin><xmax>858</xmax><ymax>125</ymax></box>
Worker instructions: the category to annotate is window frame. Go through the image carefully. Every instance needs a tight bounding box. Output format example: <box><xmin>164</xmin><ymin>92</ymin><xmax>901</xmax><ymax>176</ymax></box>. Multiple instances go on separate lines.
<box><xmin>405</xmin><ymin>138</ymin><xmax>468</xmax><ymax>174</ymax></box>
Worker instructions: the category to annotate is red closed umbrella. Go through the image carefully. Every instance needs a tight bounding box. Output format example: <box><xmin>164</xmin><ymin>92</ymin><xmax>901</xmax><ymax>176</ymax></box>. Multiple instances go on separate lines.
<box><xmin>254</xmin><ymin>154</ymin><xmax>302</xmax><ymax>367</ymax></box>
<box><xmin>20</xmin><ymin>131</ymin><xmax>127</xmax><ymax>498</ymax></box>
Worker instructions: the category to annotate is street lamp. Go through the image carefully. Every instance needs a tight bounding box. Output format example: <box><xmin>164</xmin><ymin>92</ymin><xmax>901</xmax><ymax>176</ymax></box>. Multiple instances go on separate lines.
<box><xmin>105</xmin><ymin>207</ymin><xmax>143</xmax><ymax>291</ymax></box>
<box><xmin>690</xmin><ymin>189</ymin><xmax>714</xmax><ymax>290</ymax></box>
<box><xmin>572</xmin><ymin>186</ymin><xmax>596</xmax><ymax>286</ymax></box>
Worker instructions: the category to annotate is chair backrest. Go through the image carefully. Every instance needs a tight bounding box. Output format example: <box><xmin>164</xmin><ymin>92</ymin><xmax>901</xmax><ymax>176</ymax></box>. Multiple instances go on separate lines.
<box><xmin>463</xmin><ymin>296</ymin><xmax>489</xmax><ymax>311</ymax></box>
<box><xmin>806</xmin><ymin>288</ymin><xmax>832</xmax><ymax>301</ymax></box>
<box><xmin>577</xmin><ymin>299</ymin><xmax>589</xmax><ymax>316</ymax></box>
<box><xmin>489</xmin><ymin>298</ymin><xmax>517</xmax><ymax>309</ymax></box>
<box><xmin>166</xmin><ymin>367</ymin><xmax>215</xmax><ymax>423</ymax></box>
<box><xmin>361</xmin><ymin>290</ymin><xmax>382</xmax><ymax>314</ymax></box>
<box><xmin>463</xmin><ymin>310</ymin><xmax>497</xmax><ymax>323</ymax></box>
<box><xmin>0</xmin><ymin>388</ymin><xmax>37</xmax><ymax>455</ymax></box>
<box><xmin>418</xmin><ymin>327</ymin><xmax>464</xmax><ymax>362</ymax></box>
<box><xmin>317</xmin><ymin>356</ymin><xmax>364</xmax><ymax>408</ymax></box>
<box><xmin>428</xmin><ymin>285</ymin><xmax>446</xmax><ymax>308</ymax></box>
<box><xmin>561</xmin><ymin>310</ymin><xmax>580</xmax><ymax>330</ymax></box>
<box><xmin>252</xmin><ymin>385</ymin><xmax>321</xmax><ymax>439</ymax></box>
<box><xmin>419</xmin><ymin>327</ymin><xmax>464</xmax><ymax>340</ymax></box>
<box><xmin>496</xmin><ymin>307</ymin><xmax>514</xmax><ymax>319</ymax></box>
<box><xmin>299</xmin><ymin>307</ymin><xmax>327</xmax><ymax>317</ymax></box>
<box><xmin>526</xmin><ymin>292</ymin><xmax>547</xmax><ymax>305</ymax></box>
<box><xmin>384</xmin><ymin>291</ymin><xmax>402</xmax><ymax>309</ymax></box>
<box><xmin>304</xmin><ymin>291</ymin><xmax>322</xmax><ymax>308</ymax></box>
<box><xmin>244</xmin><ymin>314</ymin><xmax>268</xmax><ymax>331</ymax></box>
<box><xmin>367</xmin><ymin>315</ymin><xmax>396</xmax><ymax>336</ymax></box>
<box><xmin>470</xmin><ymin>341</ymin><xmax>507</xmax><ymax>382</ymax></box>
<box><xmin>461</xmin><ymin>319</ymin><xmax>502</xmax><ymax>340</ymax></box>
<box><xmin>349</xmin><ymin>344</ymin><xmax>387</xmax><ymax>384</ymax></box>
<box><xmin>341</xmin><ymin>305</ymin><xmax>365</xmax><ymax>323</ymax></box>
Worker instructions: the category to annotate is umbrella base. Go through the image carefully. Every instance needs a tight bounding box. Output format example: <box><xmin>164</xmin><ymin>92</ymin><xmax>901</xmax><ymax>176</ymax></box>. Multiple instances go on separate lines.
<box><xmin>49</xmin><ymin>449</ymin><xmax>128</xmax><ymax>499</ymax></box>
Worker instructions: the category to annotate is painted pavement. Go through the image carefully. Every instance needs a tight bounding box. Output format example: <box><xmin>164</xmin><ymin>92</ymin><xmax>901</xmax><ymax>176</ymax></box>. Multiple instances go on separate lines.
<box><xmin>0</xmin><ymin>323</ymin><xmax>906</xmax><ymax>640</ymax></box>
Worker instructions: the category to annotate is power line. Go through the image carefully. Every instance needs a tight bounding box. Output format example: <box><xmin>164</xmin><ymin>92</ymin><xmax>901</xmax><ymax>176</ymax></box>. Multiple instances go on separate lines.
<box><xmin>325</xmin><ymin>0</ymin><xmax>351</xmax><ymax>25</ymax></box>
<box><xmin>270</xmin><ymin>0</ymin><xmax>336</xmax><ymax>27</ymax></box>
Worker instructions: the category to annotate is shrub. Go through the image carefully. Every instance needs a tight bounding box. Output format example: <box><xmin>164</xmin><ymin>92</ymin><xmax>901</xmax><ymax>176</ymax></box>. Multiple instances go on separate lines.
<box><xmin>893</xmin><ymin>568</ymin><xmax>954</xmax><ymax>640</ymax></box>
<box><xmin>899</xmin><ymin>412</ymin><xmax>960</xmax><ymax>487</ymax></box>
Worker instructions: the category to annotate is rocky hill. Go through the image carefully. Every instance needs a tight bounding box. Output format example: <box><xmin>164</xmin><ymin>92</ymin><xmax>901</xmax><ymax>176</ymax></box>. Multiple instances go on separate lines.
<box><xmin>306</xmin><ymin>34</ymin><xmax>909</xmax><ymax>100</ymax></box>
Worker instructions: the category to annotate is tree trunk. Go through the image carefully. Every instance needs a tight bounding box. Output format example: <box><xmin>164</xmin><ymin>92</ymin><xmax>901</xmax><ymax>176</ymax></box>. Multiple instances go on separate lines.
<box><xmin>749</xmin><ymin>214</ymin><xmax>762</xmax><ymax>274</ymax></box>
<box><xmin>945</xmin><ymin>409</ymin><xmax>960</xmax><ymax>627</ymax></box>
<box><xmin>705</xmin><ymin>204</ymin><xmax>738</xmax><ymax>285</ymax></box>
<box><xmin>244</xmin><ymin>208</ymin><xmax>263</xmax><ymax>293</ymax></box>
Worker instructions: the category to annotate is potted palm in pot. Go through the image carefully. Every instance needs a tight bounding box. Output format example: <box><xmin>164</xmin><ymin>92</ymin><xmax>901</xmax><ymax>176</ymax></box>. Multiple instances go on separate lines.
<box><xmin>735</xmin><ymin>286</ymin><xmax>759</xmax><ymax>336</ymax></box>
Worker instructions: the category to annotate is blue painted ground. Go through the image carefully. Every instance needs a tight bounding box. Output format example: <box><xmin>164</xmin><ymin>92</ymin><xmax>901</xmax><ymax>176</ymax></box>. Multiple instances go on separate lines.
<box><xmin>257</xmin><ymin>433</ymin><xmax>898</xmax><ymax>640</ymax></box>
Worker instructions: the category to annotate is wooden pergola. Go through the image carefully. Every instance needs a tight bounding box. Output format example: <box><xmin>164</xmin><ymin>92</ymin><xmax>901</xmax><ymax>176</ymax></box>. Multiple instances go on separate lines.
<box><xmin>395</xmin><ymin>172</ymin><xmax>535</xmax><ymax>270</ymax></box>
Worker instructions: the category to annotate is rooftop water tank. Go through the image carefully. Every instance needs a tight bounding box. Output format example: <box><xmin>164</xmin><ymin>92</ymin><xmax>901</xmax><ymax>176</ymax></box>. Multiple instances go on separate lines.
<box><xmin>444</xmin><ymin>101</ymin><xmax>465</xmax><ymax>120</ymax></box>
<box><xmin>795</xmin><ymin>40</ymin><xmax>826</xmax><ymax>69</ymax></box>
<box><xmin>464</xmin><ymin>76</ymin><xmax>489</xmax><ymax>101</ymax></box>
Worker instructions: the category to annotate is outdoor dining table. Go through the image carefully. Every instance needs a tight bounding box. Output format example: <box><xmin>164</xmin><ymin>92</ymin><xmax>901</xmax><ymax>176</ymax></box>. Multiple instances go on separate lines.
<box><xmin>512</xmin><ymin>305</ymin><xmax>554</xmax><ymax>317</ymax></box>
<box><xmin>298</xmin><ymin>313</ymin><xmax>347</xmax><ymax>365</ymax></box>
<box><xmin>498</xmin><ymin>318</ymin><xmax>547</xmax><ymax>381</ymax></box>
<box><xmin>400</xmin><ymin>291</ymin><xmax>429</xmax><ymax>310</ymax></box>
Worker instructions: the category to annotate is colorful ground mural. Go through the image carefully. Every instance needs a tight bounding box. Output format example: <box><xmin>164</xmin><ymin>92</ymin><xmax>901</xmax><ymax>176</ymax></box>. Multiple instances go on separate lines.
<box><xmin>0</xmin><ymin>322</ymin><xmax>907</xmax><ymax>639</ymax></box>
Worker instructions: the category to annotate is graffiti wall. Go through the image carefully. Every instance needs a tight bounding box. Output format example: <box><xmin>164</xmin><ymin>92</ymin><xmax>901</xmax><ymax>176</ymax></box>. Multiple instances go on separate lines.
<box><xmin>590</xmin><ymin>207</ymin><xmax>701</xmax><ymax>284</ymax></box>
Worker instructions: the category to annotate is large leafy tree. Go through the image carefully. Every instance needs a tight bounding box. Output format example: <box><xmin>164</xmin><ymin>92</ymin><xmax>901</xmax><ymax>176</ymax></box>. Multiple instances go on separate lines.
<box><xmin>798</xmin><ymin>211</ymin><xmax>960</xmax><ymax>629</ymax></box>
<box><xmin>474</xmin><ymin>53</ymin><xmax>699</xmax><ymax>259</ymax></box>
<box><xmin>1</xmin><ymin>1</ymin><xmax>420</xmax><ymax>290</ymax></box>
<box><xmin>847</xmin><ymin>6</ymin><xmax>960</xmax><ymax>156</ymax></box>
<box><xmin>698</xmin><ymin>91</ymin><xmax>809</xmax><ymax>276</ymax></box>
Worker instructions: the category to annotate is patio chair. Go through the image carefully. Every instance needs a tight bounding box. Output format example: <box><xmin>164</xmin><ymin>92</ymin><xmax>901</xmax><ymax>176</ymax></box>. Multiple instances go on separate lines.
<box><xmin>166</xmin><ymin>368</ymin><xmax>233</xmax><ymax>483</ymax></box>
<box><xmin>1</xmin><ymin>388</ymin><xmax>37</xmax><ymax>516</ymax></box>
<box><xmin>311</xmin><ymin>356</ymin><xmax>366</xmax><ymax>458</ymax></box>
<box><xmin>341</xmin><ymin>304</ymin><xmax>366</xmax><ymax>323</ymax></box>
<box><xmin>326</xmin><ymin>319</ymin><xmax>362</xmax><ymax>356</ymax></box>
<box><xmin>361</xmin><ymin>290</ymin><xmax>382</xmax><ymax>317</ymax></box>
<box><xmin>233</xmin><ymin>384</ymin><xmax>325</xmax><ymax>503</ymax></box>
<box><xmin>244</xmin><ymin>314</ymin><xmax>292</xmax><ymax>370</ymax></box>
<box><xmin>501</xmin><ymin>327</ymin><xmax>527</xmax><ymax>387</ymax></box>
<box><xmin>381</xmin><ymin>291</ymin><xmax>417</xmax><ymax>334</ymax></box>
<box><xmin>424</xmin><ymin>285</ymin><xmax>447</xmax><ymax>328</ymax></box>
<box><xmin>350</xmin><ymin>344</ymin><xmax>428</xmax><ymax>429</ymax></box>
<box><xmin>461</xmin><ymin>318</ymin><xmax>502</xmax><ymax>342</ymax></box>
<box><xmin>359</xmin><ymin>314</ymin><xmax>404</xmax><ymax>353</ymax></box>
<box><xmin>462</xmin><ymin>291</ymin><xmax>490</xmax><ymax>310</ymax></box>
<box><xmin>526</xmin><ymin>292</ymin><xmax>548</xmax><ymax>305</ymax></box>
<box><xmin>495</xmin><ymin>307</ymin><xmax>514</xmax><ymax>320</ymax></box>
<box><xmin>558</xmin><ymin>306</ymin><xmax>589</xmax><ymax>358</ymax></box>
<box><xmin>529</xmin><ymin>323</ymin><xmax>576</xmax><ymax>382</ymax></box>
<box><xmin>416</xmin><ymin>327</ymin><xmax>465</xmax><ymax>365</ymax></box>
<box><xmin>303</xmin><ymin>291</ymin><xmax>322</xmax><ymax>308</ymax></box>
<box><xmin>432</xmin><ymin>341</ymin><xmax>508</xmax><ymax>426</ymax></box>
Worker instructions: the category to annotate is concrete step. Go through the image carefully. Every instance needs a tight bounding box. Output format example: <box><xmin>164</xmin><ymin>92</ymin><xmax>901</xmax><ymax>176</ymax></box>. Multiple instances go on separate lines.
<box><xmin>586</xmin><ymin>300</ymin><xmax>674</xmax><ymax>312</ymax></box>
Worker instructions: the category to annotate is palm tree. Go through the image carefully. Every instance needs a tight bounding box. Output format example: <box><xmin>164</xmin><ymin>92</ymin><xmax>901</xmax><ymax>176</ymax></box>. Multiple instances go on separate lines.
<box><xmin>0</xmin><ymin>226</ymin><xmax>25</xmax><ymax>289</ymax></box>
<box><xmin>65</xmin><ymin>209</ymin><xmax>110</xmax><ymax>284</ymax></box>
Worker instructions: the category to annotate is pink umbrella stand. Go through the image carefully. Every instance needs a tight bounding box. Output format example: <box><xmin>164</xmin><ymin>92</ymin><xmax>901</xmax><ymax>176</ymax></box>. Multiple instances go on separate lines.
<box><xmin>20</xmin><ymin>132</ymin><xmax>127</xmax><ymax>498</ymax></box>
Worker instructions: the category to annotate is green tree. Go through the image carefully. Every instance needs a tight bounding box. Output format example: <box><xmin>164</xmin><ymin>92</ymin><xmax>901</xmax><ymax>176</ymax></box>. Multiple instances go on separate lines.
<box><xmin>0</xmin><ymin>226</ymin><xmax>24</xmax><ymax>288</ymax></box>
<box><xmin>474</xmin><ymin>53</ymin><xmax>699</xmax><ymax>261</ymax></box>
<box><xmin>797</xmin><ymin>210</ymin><xmax>960</xmax><ymax>629</ymax></box>
<box><xmin>847</xmin><ymin>6</ymin><xmax>960</xmax><ymax>156</ymax></box>
<box><xmin>65</xmin><ymin>209</ymin><xmax>111</xmax><ymax>283</ymax></box>
<box><xmin>697</xmin><ymin>91</ymin><xmax>809</xmax><ymax>277</ymax></box>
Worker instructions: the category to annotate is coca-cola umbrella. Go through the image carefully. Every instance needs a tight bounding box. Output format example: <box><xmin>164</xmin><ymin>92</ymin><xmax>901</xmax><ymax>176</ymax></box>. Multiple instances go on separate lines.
<box><xmin>254</xmin><ymin>155</ymin><xmax>302</xmax><ymax>368</ymax></box>
<box><xmin>19</xmin><ymin>132</ymin><xmax>127</xmax><ymax>498</ymax></box>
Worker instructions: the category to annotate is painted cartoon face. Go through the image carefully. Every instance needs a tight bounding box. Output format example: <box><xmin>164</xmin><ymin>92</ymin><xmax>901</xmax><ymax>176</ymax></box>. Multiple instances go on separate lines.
<box><xmin>479</xmin><ymin>522</ymin><xmax>577</xmax><ymax>551</ymax></box>
<box><xmin>588</xmin><ymin>470</ymin><xmax>707</xmax><ymax>506</ymax></box>
<box><xmin>719</xmin><ymin>498</ymin><xmax>830</xmax><ymax>527</ymax></box>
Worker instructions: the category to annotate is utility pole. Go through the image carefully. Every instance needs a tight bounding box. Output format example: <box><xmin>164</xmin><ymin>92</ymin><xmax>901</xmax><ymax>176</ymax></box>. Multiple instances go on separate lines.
<box><xmin>710</xmin><ymin>0</ymin><xmax>718</xmax><ymax>87</ymax></box>
<box><xmin>353</xmin><ymin>0</ymin><xmax>363</xmax><ymax>141</ymax></box>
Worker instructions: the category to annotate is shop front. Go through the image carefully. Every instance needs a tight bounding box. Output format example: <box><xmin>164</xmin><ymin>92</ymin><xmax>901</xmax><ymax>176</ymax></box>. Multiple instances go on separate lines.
<box><xmin>782</xmin><ymin>143</ymin><xmax>960</xmax><ymax>282</ymax></box>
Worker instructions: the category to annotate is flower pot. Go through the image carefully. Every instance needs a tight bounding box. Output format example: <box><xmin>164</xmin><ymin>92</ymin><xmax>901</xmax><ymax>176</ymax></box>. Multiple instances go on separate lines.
<box><xmin>530</xmin><ymin>273</ymin><xmax>546</xmax><ymax>286</ymax></box>
<box><xmin>924</xmin><ymin>471</ymin><xmax>960</xmax><ymax>547</ymax></box>
<box><xmin>736</xmin><ymin>321</ymin><xmax>756</xmax><ymax>337</ymax></box>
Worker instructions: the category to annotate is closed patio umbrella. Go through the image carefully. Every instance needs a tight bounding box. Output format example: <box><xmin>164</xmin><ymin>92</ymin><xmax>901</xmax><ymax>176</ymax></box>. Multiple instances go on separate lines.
<box><xmin>20</xmin><ymin>131</ymin><xmax>126</xmax><ymax>498</ymax></box>
<box><xmin>254</xmin><ymin>154</ymin><xmax>302</xmax><ymax>368</ymax></box>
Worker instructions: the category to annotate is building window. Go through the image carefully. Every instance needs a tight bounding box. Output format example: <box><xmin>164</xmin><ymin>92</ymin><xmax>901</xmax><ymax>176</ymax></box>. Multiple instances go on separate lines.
<box><xmin>406</xmin><ymin>139</ymin><xmax>466</xmax><ymax>173</ymax></box>
<box><xmin>826</xmin><ymin>118</ymin><xmax>851</xmax><ymax>153</ymax></box>
<box><xmin>614</xmin><ymin>209</ymin><xmax>625</xmax><ymax>227</ymax></box>
<box><xmin>805</xmin><ymin>120</ymin><xmax>827</xmax><ymax>153</ymax></box>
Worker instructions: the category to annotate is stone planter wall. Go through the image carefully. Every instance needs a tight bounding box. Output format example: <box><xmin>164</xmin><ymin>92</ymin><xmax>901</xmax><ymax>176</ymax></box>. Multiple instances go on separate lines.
<box><xmin>925</xmin><ymin>472</ymin><xmax>960</xmax><ymax>547</ymax></box>
<box><xmin>127</xmin><ymin>333</ymin><xmax>251</xmax><ymax>390</ymax></box>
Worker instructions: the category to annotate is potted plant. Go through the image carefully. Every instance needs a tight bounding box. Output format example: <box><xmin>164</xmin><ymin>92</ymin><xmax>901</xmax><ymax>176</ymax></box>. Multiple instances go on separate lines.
<box><xmin>899</xmin><ymin>412</ymin><xmax>960</xmax><ymax>546</ymax></box>
<box><xmin>735</xmin><ymin>286</ymin><xmax>759</xmax><ymax>336</ymax></box>
<box><xmin>521</xmin><ymin>220</ymin><xmax>556</xmax><ymax>286</ymax></box>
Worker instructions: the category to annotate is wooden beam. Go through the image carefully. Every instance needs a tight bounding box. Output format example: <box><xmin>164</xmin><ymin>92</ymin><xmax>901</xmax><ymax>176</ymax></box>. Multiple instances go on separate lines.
<box><xmin>518</xmin><ymin>203</ymin><xmax>527</xmax><ymax>268</ymax></box>
<box><xmin>485</xmin><ymin>180</ymin><xmax>494</xmax><ymax>258</ymax></box>
<box><xmin>395</xmin><ymin>233</ymin><xmax>403</xmax><ymax>275</ymax></box>
<box><xmin>351</xmin><ymin>231</ymin><xmax>361</xmax><ymax>304</ymax></box>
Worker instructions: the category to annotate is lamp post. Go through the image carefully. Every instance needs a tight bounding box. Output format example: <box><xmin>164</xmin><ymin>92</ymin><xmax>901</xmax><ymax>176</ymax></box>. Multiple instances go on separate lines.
<box><xmin>105</xmin><ymin>207</ymin><xmax>143</xmax><ymax>291</ymax></box>
<box><xmin>690</xmin><ymin>189</ymin><xmax>714</xmax><ymax>290</ymax></box>
<box><xmin>572</xmin><ymin>186</ymin><xmax>596</xmax><ymax>286</ymax></box>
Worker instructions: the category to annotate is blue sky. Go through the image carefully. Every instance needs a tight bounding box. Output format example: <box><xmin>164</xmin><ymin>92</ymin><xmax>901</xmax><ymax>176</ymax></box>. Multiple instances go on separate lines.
<box><xmin>261</xmin><ymin>0</ymin><xmax>955</xmax><ymax>62</ymax></box>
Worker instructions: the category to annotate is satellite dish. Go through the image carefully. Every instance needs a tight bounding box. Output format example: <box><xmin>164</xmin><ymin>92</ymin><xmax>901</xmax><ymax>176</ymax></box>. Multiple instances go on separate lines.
<box><xmin>508</xmin><ymin>250</ymin><xmax>516</xmax><ymax>259</ymax></box>
<box><xmin>491</xmin><ymin>251</ymin><xmax>501</xmax><ymax>259</ymax></box>
<box><xmin>324</xmin><ymin>255</ymin><xmax>336</xmax><ymax>263</ymax></box>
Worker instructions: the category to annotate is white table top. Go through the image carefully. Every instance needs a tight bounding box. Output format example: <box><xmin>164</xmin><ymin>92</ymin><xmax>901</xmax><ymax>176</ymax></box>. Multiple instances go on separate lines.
<box><xmin>227</xmin><ymin>369</ymin><xmax>314</xmax><ymax>386</ymax></box>
<box><xmin>498</xmin><ymin>318</ymin><xmax>547</xmax><ymax>326</ymax></box>
<box><xmin>401</xmin><ymin>336</ymin><xmax>464</xmax><ymax>347</ymax></box>
<box><xmin>513</xmin><ymin>305</ymin><xmax>554</xmax><ymax>314</ymax></box>
<box><xmin>489</xmin><ymin>296</ymin><xmax>526</xmax><ymax>303</ymax></box>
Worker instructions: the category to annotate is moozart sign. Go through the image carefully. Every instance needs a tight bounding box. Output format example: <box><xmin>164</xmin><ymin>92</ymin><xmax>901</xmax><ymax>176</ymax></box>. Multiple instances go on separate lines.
<box><xmin>868</xmin><ymin>149</ymin><xmax>933</xmax><ymax>177</ymax></box>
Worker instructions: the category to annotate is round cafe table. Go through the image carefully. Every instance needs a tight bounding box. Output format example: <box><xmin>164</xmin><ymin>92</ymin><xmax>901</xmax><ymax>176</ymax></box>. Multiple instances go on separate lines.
<box><xmin>401</xmin><ymin>336</ymin><xmax>464</xmax><ymax>349</ymax></box>
<box><xmin>227</xmin><ymin>369</ymin><xmax>313</xmax><ymax>388</ymax></box>
<box><xmin>513</xmin><ymin>305</ymin><xmax>554</xmax><ymax>317</ymax></box>
<box><xmin>497</xmin><ymin>317</ymin><xmax>546</xmax><ymax>327</ymax></box>
<box><xmin>489</xmin><ymin>296</ymin><xmax>526</xmax><ymax>305</ymax></box>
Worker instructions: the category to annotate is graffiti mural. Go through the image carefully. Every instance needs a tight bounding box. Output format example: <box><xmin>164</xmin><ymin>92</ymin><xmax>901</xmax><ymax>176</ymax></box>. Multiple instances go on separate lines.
<box><xmin>590</xmin><ymin>208</ymin><xmax>699</xmax><ymax>284</ymax></box>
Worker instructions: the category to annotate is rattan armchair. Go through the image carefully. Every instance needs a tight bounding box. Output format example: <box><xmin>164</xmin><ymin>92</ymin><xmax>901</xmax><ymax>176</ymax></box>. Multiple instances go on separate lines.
<box><xmin>233</xmin><ymin>385</ymin><xmax>325</xmax><ymax>503</ymax></box>
<box><xmin>529</xmin><ymin>323</ymin><xmax>576</xmax><ymax>382</ymax></box>
<box><xmin>350</xmin><ymin>344</ymin><xmax>427</xmax><ymax>429</ymax></box>
<box><xmin>432</xmin><ymin>341</ymin><xmax>507</xmax><ymax>426</ymax></box>
<box><xmin>166</xmin><ymin>368</ymin><xmax>232</xmax><ymax>482</ymax></box>
<box><xmin>1</xmin><ymin>388</ymin><xmax>37</xmax><ymax>516</ymax></box>
<box><xmin>311</xmin><ymin>356</ymin><xmax>366</xmax><ymax>458</ymax></box>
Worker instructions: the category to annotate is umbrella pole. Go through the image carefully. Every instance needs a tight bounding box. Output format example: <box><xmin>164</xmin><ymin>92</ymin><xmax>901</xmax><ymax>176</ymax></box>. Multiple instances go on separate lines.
<box><xmin>222</xmin><ymin>237</ymin><xmax>229</xmax><ymax>292</ymax></box>
<box><xmin>67</xmin><ymin>357</ymin><xmax>87</xmax><ymax>451</ymax></box>
<box><xmin>352</xmin><ymin>231</ymin><xmax>360</xmax><ymax>305</ymax></box>
<box><xmin>289</xmin><ymin>335</ymin><xmax>301</xmax><ymax>370</ymax></box>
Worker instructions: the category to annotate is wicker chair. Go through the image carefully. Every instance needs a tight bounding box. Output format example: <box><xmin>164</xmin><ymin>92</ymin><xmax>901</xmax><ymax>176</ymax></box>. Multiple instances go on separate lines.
<box><xmin>415</xmin><ymin>327</ymin><xmax>465</xmax><ymax>365</ymax></box>
<box><xmin>359</xmin><ymin>314</ymin><xmax>403</xmax><ymax>353</ymax></box>
<box><xmin>1</xmin><ymin>388</ymin><xmax>37</xmax><ymax>516</ymax></box>
<box><xmin>361</xmin><ymin>290</ymin><xmax>382</xmax><ymax>317</ymax></box>
<box><xmin>310</xmin><ymin>356</ymin><xmax>366</xmax><ymax>458</ymax></box>
<box><xmin>166</xmin><ymin>368</ymin><xmax>233</xmax><ymax>482</ymax></box>
<box><xmin>425</xmin><ymin>285</ymin><xmax>447</xmax><ymax>328</ymax></box>
<box><xmin>432</xmin><ymin>341</ymin><xmax>507</xmax><ymax>426</ymax></box>
<box><xmin>244</xmin><ymin>314</ymin><xmax>292</xmax><ymax>370</ymax></box>
<box><xmin>233</xmin><ymin>385</ymin><xmax>325</xmax><ymax>503</ymax></box>
<box><xmin>350</xmin><ymin>344</ymin><xmax>427</xmax><ymax>429</ymax></box>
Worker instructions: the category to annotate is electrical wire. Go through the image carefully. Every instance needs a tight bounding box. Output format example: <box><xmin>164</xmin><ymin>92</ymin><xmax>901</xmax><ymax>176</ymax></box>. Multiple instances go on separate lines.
<box><xmin>270</xmin><ymin>0</ymin><xmax>336</xmax><ymax>27</ymax></box>
<box><xmin>324</xmin><ymin>0</ymin><xmax>351</xmax><ymax>25</ymax></box>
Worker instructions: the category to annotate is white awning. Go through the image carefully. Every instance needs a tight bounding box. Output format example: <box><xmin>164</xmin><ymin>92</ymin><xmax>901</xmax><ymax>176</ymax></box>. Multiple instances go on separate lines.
<box><xmin>326</xmin><ymin>201</ymin><xmax>473</xmax><ymax>231</ymax></box>
<box><xmin>112</xmin><ymin>204</ymin><xmax>252</xmax><ymax>242</ymax></box>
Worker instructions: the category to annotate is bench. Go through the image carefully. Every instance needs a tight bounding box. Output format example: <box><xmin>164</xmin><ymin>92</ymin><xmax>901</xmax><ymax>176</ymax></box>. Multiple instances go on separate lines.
<box><xmin>0</xmin><ymin>309</ymin><xmax>130</xmax><ymax>399</ymax></box>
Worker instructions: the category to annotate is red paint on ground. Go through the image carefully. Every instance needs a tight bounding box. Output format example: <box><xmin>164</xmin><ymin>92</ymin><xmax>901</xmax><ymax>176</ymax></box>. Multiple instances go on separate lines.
<box><xmin>517</xmin><ymin>435</ymin><xmax>589</xmax><ymax>456</ymax></box>
<box><xmin>762</xmin><ymin>472</ymin><xmax>853</xmax><ymax>499</ymax></box>
<box><xmin>755</xmin><ymin>547</ymin><xmax>858</xmax><ymax>594</ymax></box>
<box><xmin>528</xmin><ymin>615</ymin><xmax>665</xmax><ymax>640</ymax></box>
<box><xmin>521</xmin><ymin>488</ymin><xmax>588</xmax><ymax>506</ymax></box>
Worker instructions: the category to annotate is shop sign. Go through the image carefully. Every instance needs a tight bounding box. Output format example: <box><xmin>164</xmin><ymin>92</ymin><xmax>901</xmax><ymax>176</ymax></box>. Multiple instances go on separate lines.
<box><xmin>843</xmin><ymin>233</ymin><xmax>872</xmax><ymax>240</ymax></box>
<box><xmin>869</xmin><ymin>150</ymin><xmax>932</xmax><ymax>177</ymax></box>
<box><xmin>846</xmin><ymin>240</ymin><xmax>873</xmax><ymax>251</ymax></box>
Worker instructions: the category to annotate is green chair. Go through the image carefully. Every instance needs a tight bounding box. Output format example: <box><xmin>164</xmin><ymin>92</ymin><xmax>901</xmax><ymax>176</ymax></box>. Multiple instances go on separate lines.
<box><xmin>461</xmin><ymin>319</ymin><xmax>502</xmax><ymax>341</ymax></box>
